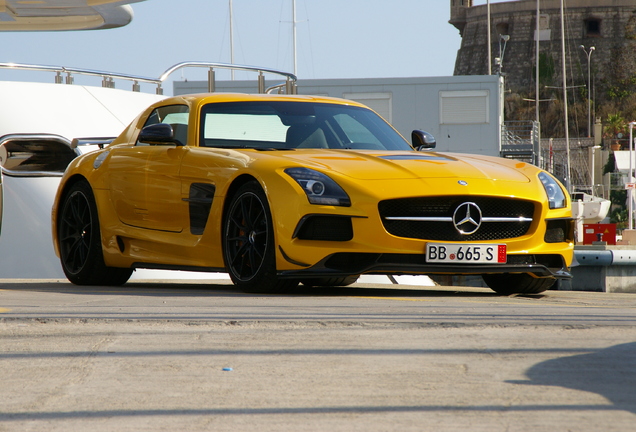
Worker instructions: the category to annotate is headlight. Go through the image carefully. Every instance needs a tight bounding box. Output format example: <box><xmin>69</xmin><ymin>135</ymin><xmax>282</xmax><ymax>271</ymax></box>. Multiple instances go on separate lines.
<box><xmin>285</xmin><ymin>167</ymin><xmax>351</xmax><ymax>206</ymax></box>
<box><xmin>538</xmin><ymin>172</ymin><xmax>567</xmax><ymax>209</ymax></box>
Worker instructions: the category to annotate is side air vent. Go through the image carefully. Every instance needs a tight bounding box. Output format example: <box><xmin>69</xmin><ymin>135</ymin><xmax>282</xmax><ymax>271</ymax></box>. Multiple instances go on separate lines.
<box><xmin>185</xmin><ymin>183</ymin><xmax>216</xmax><ymax>235</ymax></box>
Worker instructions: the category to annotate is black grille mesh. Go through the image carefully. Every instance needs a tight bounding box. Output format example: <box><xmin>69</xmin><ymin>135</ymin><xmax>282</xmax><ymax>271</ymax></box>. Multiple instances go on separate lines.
<box><xmin>379</xmin><ymin>196</ymin><xmax>535</xmax><ymax>241</ymax></box>
<box><xmin>295</xmin><ymin>215</ymin><xmax>353</xmax><ymax>241</ymax></box>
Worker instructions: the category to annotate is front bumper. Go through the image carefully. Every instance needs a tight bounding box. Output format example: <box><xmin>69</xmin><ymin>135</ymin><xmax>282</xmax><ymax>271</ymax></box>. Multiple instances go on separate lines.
<box><xmin>277</xmin><ymin>251</ymin><xmax>572</xmax><ymax>280</ymax></box>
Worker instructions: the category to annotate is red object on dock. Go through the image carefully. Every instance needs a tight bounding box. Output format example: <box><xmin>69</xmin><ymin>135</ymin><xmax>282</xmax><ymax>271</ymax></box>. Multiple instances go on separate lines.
<box><xmin>582</xmin><ymin>224</ymin><xmax>617</xmax><ymax>245</ymax></box>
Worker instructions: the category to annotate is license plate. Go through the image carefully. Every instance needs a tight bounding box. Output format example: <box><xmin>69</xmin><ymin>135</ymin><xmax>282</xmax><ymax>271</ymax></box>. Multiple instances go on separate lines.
<box><xmin>426</xmin><ymin>243</ymin><xmax>507</xmax><ymax>264</ymax></box>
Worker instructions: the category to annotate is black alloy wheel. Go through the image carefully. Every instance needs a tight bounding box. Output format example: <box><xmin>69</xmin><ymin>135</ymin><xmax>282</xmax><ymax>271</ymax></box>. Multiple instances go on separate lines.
<box><xmin>223</xmin><ymin>181</ymin><xmax>297</xmax><ymax>293</ymax></box>
<box><xmin>58</xmin><ymin>180</ymin><xmax>132</xmax><ymax>286</ymax></box>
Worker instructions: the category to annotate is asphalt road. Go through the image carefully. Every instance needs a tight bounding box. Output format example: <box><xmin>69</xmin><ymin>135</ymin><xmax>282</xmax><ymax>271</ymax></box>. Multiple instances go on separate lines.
<box><xmin>1</xmin><ymin>279</ymin><xmax>636</xmax><ymax>431</ymax></box>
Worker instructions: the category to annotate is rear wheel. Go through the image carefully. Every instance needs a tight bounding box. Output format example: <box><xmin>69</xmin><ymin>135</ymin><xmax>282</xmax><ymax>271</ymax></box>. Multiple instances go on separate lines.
<box><xmin>58</xmin><ymin>180</ymin><xmax>132</xmax><ymax>286</ymax></box>
<box><xmin>482</xmin><ymin>273</ymin><xmax>555</xmax><ymax>295</ymax></box>
<box><xmin>223</xmin><ymin>181</ymin><xmax>297</xmax><ymax>293</ymax></box>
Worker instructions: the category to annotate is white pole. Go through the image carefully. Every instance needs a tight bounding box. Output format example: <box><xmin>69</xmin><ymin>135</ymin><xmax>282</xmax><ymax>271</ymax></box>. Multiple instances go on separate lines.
<box><xmin>587</xmin><ymin>49</ymin><xmax>591</xmax><ymax>137</ymax></box>
<box><xmin>560</xmin><ymin>0</ymin><xmax>571</xmax><ymax>191</ymax></box>
<box><xmin>591</xmin><ymin>146</ymin><xmax>595</xmax><ymax>191</ymax></box>
<box><xmin>292</xmin><ymin>0</ymin><xmax>297</xmax><ymax>76</ymax></box>
<box><xmin>487</xmin><ymin>0</ymin><xmax>492</xmax><ymax>75</ymax></box>
<box><xmin>229</xmin><ymin>0</ymin><xmax>235</xmax><ymax>80</ymax></box>
<box><xmin>630</xmin><ymin>123</ymin><xmax>635</xmax><ymax>230</ymax></box>
<box><xmin>535</xmin><ymin>0</ymin><xmax>540</xmax><ymax>124</ymax></box>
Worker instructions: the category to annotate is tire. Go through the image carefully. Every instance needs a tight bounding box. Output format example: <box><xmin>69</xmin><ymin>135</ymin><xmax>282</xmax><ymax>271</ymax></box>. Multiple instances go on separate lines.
<box><xmin>223</xmin><ymin>181</ymin><xmax>297</xmax><ymax>293</ymax></box>
<box><xmin>482</xmin><ymin>273</ymin><xmax>555</xmax><ymax>295</ymax></box>
<box><xmin>300</xmin><ymin>276</ymin><xmax>359</xmax><ymax>287</ymax></box>
<box><xmin>58</xmin><ymin>180</ymin><xmax>132</xmax><ymax>286</ymax></box>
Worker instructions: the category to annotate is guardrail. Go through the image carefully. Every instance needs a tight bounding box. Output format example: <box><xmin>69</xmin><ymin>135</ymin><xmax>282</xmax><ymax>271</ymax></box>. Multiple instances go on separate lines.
<box><xmin>575</xmin><ymin>249</ymin><xmax>636</xmax><ymax>266</ymax></box>
<box><xmin>0</xmin><ymin>61</ymin><xmax>298</xmax><ymax>95</ymax></box>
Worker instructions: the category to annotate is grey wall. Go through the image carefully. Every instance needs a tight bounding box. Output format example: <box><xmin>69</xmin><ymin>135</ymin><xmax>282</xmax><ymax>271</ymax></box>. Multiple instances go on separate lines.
<box><xmin>174</xmin><ymin>74</ymin><xmax>503</xmax><ymax>157</ymax></box>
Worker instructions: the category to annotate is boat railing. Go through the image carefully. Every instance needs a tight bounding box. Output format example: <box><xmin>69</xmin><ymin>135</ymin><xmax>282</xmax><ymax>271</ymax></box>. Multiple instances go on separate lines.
<box><xmin>158</xmin><ymin>62</ymin><xmax>297</xmax><ymax>95</ymax></box>
<box><xmin>0</xmin><ymin>61</ymin><xmax>298</xmax><ymax>95</ymax></box>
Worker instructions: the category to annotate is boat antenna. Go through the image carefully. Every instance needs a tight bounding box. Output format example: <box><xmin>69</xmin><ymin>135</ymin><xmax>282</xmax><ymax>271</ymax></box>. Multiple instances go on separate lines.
<box><xmin>229</xmin><ymin>0</ymin><xmax>235</xmax><ymax>80</ymax></box>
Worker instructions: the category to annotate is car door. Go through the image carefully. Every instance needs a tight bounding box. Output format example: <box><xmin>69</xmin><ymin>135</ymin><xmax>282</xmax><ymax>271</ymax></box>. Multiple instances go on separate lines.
<box><xmin>108</xmin><ymin>105</ymin><xmax>190</xmax><ymax>232</ymax></box>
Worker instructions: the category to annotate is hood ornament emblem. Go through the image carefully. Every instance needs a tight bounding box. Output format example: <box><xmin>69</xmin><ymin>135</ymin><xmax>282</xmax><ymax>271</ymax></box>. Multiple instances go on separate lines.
<box><xmin>458</xmin><ymin>180</ymin><xmax>468</xmax><ymax>186</ymax></box>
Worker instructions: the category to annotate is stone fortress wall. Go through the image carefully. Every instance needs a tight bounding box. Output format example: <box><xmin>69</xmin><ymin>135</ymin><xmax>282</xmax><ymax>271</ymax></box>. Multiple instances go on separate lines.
<box><xmin>450</xmin><ymin>0</ymin><xmax>636</xmax><ymax>94</ymax></box>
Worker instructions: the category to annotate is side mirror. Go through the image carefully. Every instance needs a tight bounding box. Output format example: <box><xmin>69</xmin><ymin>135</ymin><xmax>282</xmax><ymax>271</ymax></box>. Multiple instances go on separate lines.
<box><xmin>138</xmin><ymin>123</ymin><xmax>184</xmax><ymax>146</ymax></box>
<box><xmin>412</xmin><ymin>130</ymin><xmax>436</xmax><ymax>150</ymax></box>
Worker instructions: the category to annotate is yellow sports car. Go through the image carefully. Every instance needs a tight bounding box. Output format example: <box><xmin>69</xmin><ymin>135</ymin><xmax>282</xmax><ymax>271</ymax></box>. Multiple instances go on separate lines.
<box><xmin>52</xmin><ymin>93</ymin><xmax>574</xmax><ymax>294</ymax></box>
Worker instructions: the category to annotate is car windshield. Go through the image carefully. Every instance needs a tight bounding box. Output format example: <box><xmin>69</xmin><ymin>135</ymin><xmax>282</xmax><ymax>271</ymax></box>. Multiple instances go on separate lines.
<box><xmin>199</xmin><ymin>101</ymin><xmax>412</xmax><ymax>151</ymax></box>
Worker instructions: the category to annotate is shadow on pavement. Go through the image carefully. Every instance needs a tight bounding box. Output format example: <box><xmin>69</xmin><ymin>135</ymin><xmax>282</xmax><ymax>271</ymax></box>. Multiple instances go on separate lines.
<box><xmin>0</xmin><ymin>279</ymin><xmax>500</xmax><ymax>299</ymax></box>
<box><xmin>509</xmin><ymin>342</ymin><xmax>636</xmax><ymax>414</ymax></box>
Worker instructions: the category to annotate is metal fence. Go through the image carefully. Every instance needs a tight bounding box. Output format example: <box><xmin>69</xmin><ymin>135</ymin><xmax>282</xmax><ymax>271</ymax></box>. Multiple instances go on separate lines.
<box><xmin>538</xmin><ymin>138</ymin><xmax>597</xmax><ymax>194</ymax></box>
<box><xmin>501</xmin><ymin>121</ymin><xmax>602</xmax><ymax>195</ymax></box>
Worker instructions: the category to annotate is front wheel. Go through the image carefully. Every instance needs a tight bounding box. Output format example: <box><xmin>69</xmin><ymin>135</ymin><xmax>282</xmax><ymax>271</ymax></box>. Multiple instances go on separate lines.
<box><xmin>57</xmin><ymin>180</ymin><xmax>132</xmax><ymax>286</ymax></box>
<box><xmin>300</xmin><ymin>276</ymin><xmax>360</xmax><ymax>287</ymax></box>
<box><xmin>482</xmin><ymin>273</ymin><xmax>555</xmax><ymax>295</ymax></box>
<box><xmin>223</xmin><ymin>181</ymin><xmax>297</xmax><ymax>293</ymax></box>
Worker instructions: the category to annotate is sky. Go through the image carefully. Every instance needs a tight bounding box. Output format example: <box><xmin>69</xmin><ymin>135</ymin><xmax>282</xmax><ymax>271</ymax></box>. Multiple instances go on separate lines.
<box><xmin>0</xmin><ymin>0</ymin><xmax>507</xmax><ymax>95</ymax></box>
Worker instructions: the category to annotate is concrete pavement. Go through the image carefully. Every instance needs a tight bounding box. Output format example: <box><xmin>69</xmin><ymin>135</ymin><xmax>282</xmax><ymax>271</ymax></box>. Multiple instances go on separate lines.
<box><xmin>1</xmin><ymin>280</ymin><xmax>635</xmax><ymax>431</ymax></box>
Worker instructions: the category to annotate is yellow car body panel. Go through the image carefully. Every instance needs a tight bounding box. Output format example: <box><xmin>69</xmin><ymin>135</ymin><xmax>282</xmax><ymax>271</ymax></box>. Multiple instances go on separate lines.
<box><xmin>52</xmin><ymin>93</ymin><xmax>574</xmax><ymax>293</ymax></box>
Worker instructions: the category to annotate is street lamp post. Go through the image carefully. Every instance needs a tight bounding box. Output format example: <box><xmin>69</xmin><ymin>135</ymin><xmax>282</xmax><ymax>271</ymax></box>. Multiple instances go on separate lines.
<box><xmin>580</xmin><ymin>45</ymin><xmax>595</xmax><ymax>138</ymax></box>
<box><xmin>496</xmin><ymin>34</ymin><xmax>510</xmax><ymax>75</ymax></box>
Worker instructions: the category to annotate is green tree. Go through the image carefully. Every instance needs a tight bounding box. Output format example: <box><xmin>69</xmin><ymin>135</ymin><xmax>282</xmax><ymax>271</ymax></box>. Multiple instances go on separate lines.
<box><xmin>603</xmin><ymin>113</ymin><xmax>626</xmax><ymax>149</ymax></box>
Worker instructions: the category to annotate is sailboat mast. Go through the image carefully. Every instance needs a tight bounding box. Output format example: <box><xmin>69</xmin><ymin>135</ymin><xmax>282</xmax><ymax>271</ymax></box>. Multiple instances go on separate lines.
<box><xmin>535</xmin><ymin>0</ymin><xmax>540</xmax><ymax>124</ymax></box>
<box><xmin>487</xmin><ymin>0</ymin><xmax>492</xmax><ymax>75</ymax></box>
<box><xmin>292</xmin><ymin>0</ymin><xmax>297</xmax><ymax>76</ymax></box>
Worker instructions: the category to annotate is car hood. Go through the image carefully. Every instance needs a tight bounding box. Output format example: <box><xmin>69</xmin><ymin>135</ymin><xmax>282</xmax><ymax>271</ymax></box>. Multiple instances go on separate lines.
<box><xmin>275</xmin><ymin>150</ymin><xmax>531</xmax><ymax>183</ymax></box>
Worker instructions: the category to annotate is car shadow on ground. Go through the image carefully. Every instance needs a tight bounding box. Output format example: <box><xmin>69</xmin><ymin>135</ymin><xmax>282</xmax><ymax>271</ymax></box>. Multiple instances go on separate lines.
<box><xmin>0</xmin><ymin>279</ymin><xmax>503</xmax><ymax>299</ymax></box>
<box><xmin>284</xmin><ymin>284</ymin><xmax>501</xmax><ymax>298</ymax></box>
<box><xmin>508</xmin><ymin>342</ymin><xmax>636</xmax><ymax>415</ymax></box>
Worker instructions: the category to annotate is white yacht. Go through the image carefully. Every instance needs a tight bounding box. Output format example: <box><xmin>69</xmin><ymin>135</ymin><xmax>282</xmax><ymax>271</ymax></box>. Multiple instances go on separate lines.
<box><xmin>0</xmin><ymin>1</ymin><xmax>434</xmax><ymax>286</ymax></box>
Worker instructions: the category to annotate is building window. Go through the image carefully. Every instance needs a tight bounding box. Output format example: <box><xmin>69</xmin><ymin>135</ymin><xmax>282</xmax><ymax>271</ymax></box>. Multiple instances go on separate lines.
<box><xmin>439</xmin><ymin>90</ymin><xmax>490</xmax><ymax>124</ymax></box>
<box><xmin>496</xmin><ymin>23</ymin><xmax>509</xmax><ymax>36</ymax></box>
<box><xmin>585</xmin><ymin>19</ymin><xmax>601</xmax><ymax>37</ymax></box>
<box><xmin>534</xmin><ymin>14</ymin><xmax>551</xmax><ymax>42</ymax></box>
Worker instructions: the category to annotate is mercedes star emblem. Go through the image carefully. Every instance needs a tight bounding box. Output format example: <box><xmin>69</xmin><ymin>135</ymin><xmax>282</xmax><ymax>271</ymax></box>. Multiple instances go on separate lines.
<box><xmin>453</xmin><ymin>202</ymin><xmax>482</xmax><ymax>235</ymax></box>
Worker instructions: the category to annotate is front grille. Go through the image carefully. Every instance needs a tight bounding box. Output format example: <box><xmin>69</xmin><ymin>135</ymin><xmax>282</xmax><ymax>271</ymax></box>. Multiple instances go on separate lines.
<box><xmin>379</xmin><ymin>196</ymin><xmax>535</xmax><ymax>241</ymax></box>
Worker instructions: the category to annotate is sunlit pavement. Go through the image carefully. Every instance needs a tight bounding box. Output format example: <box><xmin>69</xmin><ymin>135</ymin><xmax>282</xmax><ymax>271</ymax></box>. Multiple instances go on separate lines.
<box><xmin>1</xmin><ymin>279</ymin><xmax>635</xmax><ymax>431</ymax></box>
